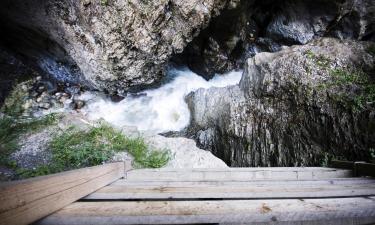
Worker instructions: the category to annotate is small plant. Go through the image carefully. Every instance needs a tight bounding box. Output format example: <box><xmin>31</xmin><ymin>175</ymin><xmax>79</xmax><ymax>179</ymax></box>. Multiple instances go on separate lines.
<box><xmin>24</xmin><ymin>123</ymin><xmax>171</xmax><ymax>178</ymax></box>
<box><xmin>100</xmin><ymin>0</ymin><xmax>108</xmax><ymax>6</ymax></box>
<box><xmin>329</xmin><ymin>69</ymin><xmax>375</xmax><ymax>111</ymax></box>
<box><xmin>304</xmin><ymin>50</ymin><xmax>330</xmax><ymax>69</ymax></box>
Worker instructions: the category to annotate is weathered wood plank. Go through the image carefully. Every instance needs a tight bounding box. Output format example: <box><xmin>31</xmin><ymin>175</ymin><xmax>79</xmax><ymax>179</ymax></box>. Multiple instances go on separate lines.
<box><xmin>111</xmin><ymin>177</ymin><xmax>375</xmax><ymax>187</ymax></box>
<box><xmin>84</xmin><ymin>183</ymin><xmax>375</xmax><ymax>199</ymax></box>
<box><xmin>0</xmin><ymin>162</ymin><xmax>124</xmax><ymax>225</ymax></box>
<box><xmin>37</xmin><ymin>197</ymin><xmax>375</xmax><ymax>225</ymax></box>
<box><xmin>124</xmin><ymin>167</ymin><xmax>343</xmax><ymax>172</ymax></box>
<box><xmin>126</xmin><ymin>168</ymin><xmax>352</xmax><ymax>181</ymax></box>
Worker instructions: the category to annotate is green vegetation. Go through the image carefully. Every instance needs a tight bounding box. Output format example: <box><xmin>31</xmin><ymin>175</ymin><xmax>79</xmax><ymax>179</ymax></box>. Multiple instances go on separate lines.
<box><xmin>0</xmin><ymin>114</ymin><xmax>59</xmax><ymax>167</ymax></box>
<box><xmin>101</xmin><ymin>0</ymin><xmax>108</xmax><ymax>6</ymax></box>
<box><xmin>304</xmin><ymin>50</ymin><xmax>374</xmax><ymax>111</ymax></box>
<box><xmin>1</xmin><ymin>80</ymin><xmax>30</xmax><ymax>117</ymax></box>
<box><xmin>1</xmin><ymin>79</ymin><xmax>169</xmax><ymax>179</ymax></box>
<box><xmin>328</xmin><ymin>69</ymin><xmax>375</xmax><ymax>111</ymax></box>
<box><xmin>17</xmin><ymin>124</ymin><xmax>170</xmax><ymax>178</ymax></box>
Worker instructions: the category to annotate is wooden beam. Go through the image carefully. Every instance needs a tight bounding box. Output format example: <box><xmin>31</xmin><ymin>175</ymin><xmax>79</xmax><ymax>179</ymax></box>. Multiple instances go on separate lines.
<box><xmin>111</xmin><ymin>177</ymin><xmax>375</xmax><ymax>186</ymax></box>
<box><xmin>126</xmin><ymin>168</ymin><xmax>352</xmax><ymax>181</ymax></box>
<box><xmin>0</xmin><ymin>162</ymin><xmax>125</xmax><ymax>225</ymax></box>
<box><xmin>84</xmin><ymin>182</ymin><xmax>375</xmax><ymax>199</ymax></box>
<box><xmin>37</xmin><ymin>197</ymin><xmax>375</xmax><ymax>225</ymax></box>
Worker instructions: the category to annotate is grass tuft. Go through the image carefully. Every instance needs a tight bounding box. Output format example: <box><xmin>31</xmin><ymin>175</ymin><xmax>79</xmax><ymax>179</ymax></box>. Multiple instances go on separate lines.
<box><xmin>17</xmin><ymin>124</ymin><xmax>171</xmax><ymax>178</ymax></box>
<box><xmin>0</xmin><ymin>114</ymin><xmax>59</xmax><ymax>166</ymax></box>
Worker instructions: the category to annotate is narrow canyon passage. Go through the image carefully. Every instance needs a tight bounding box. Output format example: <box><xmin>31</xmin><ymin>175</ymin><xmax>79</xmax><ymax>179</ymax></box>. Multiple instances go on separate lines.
<box><xmin>80</xmin><ymin>67</ymin><xmax>242</xmax><ymax>133</ymax></box>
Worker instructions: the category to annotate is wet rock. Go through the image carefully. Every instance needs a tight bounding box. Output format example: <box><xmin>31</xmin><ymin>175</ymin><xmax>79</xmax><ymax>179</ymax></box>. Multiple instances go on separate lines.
<box><xmin>110</xmin><ymin>94</ymin><xmax>125</xmax><ymax>103</ymax></box>
<box><xmin>187</xmin><ymin>38</ymin><xmax>375</xmax><ymax>166</ymax></box>
<box><xmin>73</xmin><ymin>99</ymin><xmax>85</xmax><ymax>110</ymax></box>
<box><xmin>38</xmin><ymin>102</ymin><xmax>51</xmax><ymax>109</ymax></box>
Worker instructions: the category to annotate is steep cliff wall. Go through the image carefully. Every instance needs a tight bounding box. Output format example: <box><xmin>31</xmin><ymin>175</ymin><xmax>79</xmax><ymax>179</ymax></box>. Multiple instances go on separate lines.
<box><xmin>187</xmin><ymin>38</ymin><xmax>375</xmax><ymax>166</ymax></box>
<box><xmin>175</xmin><ymin>0</ymin><xmax>375</xmax><ymax>79</ymax></box>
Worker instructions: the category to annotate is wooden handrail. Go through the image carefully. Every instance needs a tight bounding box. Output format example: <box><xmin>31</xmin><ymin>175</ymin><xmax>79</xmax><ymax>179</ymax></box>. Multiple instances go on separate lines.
<box><xmin>0</xmin><ymin>161</ymin><xmax>131</xmax><ymax>225</ymax></box>
<box><xmin>330</xmin><ymin>160</ymin><xmax>375</xmax><ymax>177</ymax></box>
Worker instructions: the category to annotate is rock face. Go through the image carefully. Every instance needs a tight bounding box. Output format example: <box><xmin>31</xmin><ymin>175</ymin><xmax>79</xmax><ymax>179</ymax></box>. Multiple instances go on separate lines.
<box><xmin>175</xmin><ymin>0</ymin><xmax>375</xmax><ymax>79</ymax></box>
<box><xmin>187</xmin><ymin>38</ymin><xmax>375</xmax><ymax>166</ymax></box>
<box><xmin>0</xmin><ymin>0</ymin><xmax>234</xmax><ymax>92</ymax></box>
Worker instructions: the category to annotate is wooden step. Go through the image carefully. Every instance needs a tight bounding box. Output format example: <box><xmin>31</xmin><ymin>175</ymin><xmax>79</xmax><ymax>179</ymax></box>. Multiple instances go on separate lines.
<box><xmin>126</xmin><ymin>167</ymin><xmax>353</xmax><ymax>181</ymax></box>
<box><xmin>112</xmin><ymin>177</ymin><xmax>375</xmax><ymax>186</ymax></box>
<box><xmin>85</xmin><ymin>181</ymin><xmax>375</xmax><ymax>200</ymax></box>
<box><xmin>37</xmin><ymin>197</ymin><xmax>375</xmax><ymax>225</ymax></box>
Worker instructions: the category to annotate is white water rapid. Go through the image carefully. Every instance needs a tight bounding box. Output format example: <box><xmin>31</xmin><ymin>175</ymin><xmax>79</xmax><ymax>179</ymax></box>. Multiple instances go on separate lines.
<box><xmin>80</xmin><ymin>67</ymin><xmax>242</xmax><ymax>133</ymax></box>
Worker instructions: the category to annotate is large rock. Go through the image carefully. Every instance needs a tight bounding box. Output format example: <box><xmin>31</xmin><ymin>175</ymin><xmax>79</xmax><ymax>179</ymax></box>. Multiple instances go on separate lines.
<box><xmin>187</xmin><ymin>38</ymin><xmax>375</xmax><ymax>166</ymax></box>
<box><xmin>0</xmin><ymin>0</ymin><xmax>234</xmax><ymax>92</ymax></box>
<box><xmin>175</xmin><ymin>0</ymin><xmax>375</xmax><ymax>79</ymax></box>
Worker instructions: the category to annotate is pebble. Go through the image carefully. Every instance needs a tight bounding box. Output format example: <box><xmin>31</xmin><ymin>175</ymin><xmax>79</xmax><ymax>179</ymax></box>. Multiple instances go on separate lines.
<box><xmin>38</xmin><ymin>102</ymin><xmax>51</xmax><ymax>109</ymax></box>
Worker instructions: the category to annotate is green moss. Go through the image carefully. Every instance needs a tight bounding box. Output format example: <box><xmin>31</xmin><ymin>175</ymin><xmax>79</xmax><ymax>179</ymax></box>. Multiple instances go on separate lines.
<box><xmin>304</xmin><ymin>50</ymin><xmax>331</xmax><ymax>69</ymax></box>
<box><xmin>1</xmin><ymin>80</ymin><xmax>30</xmax><ymax>117</ymax></box>
<box><xmin>324</xmin><ymin>69</ymin><xmax>375</xmax><ymax>111</ymax></box>
<box><xmin>330</xmin><ymin>69</ymin><xmax>367</xmax><ymax>85</ymax></box>
<box><xmin>100</xmin><ymin>0</ymin><xmax>108</xmax><ymax>6</ymax></box>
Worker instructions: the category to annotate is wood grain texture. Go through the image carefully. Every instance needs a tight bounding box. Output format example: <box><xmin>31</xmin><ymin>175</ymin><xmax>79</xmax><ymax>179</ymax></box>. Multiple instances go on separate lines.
<box><xmin>84</xmin><ymin>182</ymin><xmax>375</xmax><ymax>199</ymax></box>
<box><xmin>111</xmin><ymin>177</ymin><xmax>375</xmax><ymax>186</ymax></box>
<box><xmin>126</xmin><ymin>168</ymin><xmax>353</xmax><ymax>181</ymax></box>
<box><xmin>37</xmin><ymin>197</ymin><xmax>375</xmax><ymax>225</ymax></box>
<box><xmin>0</xmin><ymin>162</ymin><xmax>124</xmax><ymax>225</ymax></box>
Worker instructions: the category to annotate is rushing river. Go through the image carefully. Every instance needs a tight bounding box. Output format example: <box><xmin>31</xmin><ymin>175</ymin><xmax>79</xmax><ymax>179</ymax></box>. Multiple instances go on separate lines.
<box><xmin>80</xmin><ymin>67</ymin><xmax>242</xmax><ymax>133</ymax></box>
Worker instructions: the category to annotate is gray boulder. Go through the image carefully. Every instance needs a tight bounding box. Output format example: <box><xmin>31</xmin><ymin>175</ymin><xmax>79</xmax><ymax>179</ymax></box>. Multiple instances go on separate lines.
<box><xmin>0</xmin><ymin>0</ymin><xmax>234</xmax><ymax>91</ymax></box>
<box><xmin>175</xmin><ymin>0</ymin><xmax>375</xmax><ymax>79</ymax></box>
<box><xmin>187</xmin><ymin>38</ymin><xmax>375</xmax><ymax>166</ymax></box>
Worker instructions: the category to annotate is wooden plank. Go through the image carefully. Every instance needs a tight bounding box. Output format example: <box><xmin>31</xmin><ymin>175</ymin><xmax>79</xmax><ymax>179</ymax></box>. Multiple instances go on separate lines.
<box><xmin>125</xmin><ymin>167</ymin><xmax>342</xmax><ymax>172</ymax></box>
<box><xmin>111</xmin><ymin>177</ymin><xmax>375</xmax><ymax>187</ymax></box>
<box><xmin>0</xmin><ymin>163</ymin><xmax>122</xmax><ymax>213</ymax></box>
<box><xmin>126</xmin><ymin>168</ymin><xmax>352</xmax><ymax>181</ymax></box>
<box><xmin>37</xmin><ymin>197</ymin><xmax>375</xmax><ymax>225</ymax></box>
<box><xmin>0</xmin><ymin>162</ymin><xmax>124</xmax><ymax>225</ymax></box>
<box><xmin>84</xmin><ymin>183</ymin><xmax>375</xmax><ymax>199</ymax></box>
<box><xmin>355</xmin><ymin>162</ymin><xmax>375</xmax><ymax>177</ymax></box>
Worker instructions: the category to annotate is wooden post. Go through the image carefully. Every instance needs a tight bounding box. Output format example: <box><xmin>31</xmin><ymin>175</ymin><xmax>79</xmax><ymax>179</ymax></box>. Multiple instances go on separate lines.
<box><xmin>354</xmin><ymin>162</ymin><xmax>375</xmax><ymax>177</ymax></box>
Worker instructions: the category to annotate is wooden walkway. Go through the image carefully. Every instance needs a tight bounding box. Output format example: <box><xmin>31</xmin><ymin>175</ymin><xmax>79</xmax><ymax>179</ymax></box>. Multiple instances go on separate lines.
<box><xmin>0</xmin><ymin>161</ymin><xmax>374</xmax><ymax>225</ymax></box>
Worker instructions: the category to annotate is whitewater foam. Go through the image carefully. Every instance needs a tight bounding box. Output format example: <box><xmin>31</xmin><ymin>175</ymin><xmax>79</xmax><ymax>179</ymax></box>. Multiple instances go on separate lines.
<box><xmin>80</xmin><ymin>68</ymin><xmax>242</xmax><ymax>133</ymax></box>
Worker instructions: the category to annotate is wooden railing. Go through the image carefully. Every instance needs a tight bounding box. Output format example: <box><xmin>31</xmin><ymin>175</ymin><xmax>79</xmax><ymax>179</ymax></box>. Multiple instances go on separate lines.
<box><xmin>0</xmin><ymin>161</ymin><xmax>131</xmax><ymax>225</ymax></box>
<box><xmin>330</xmin><ymin>160</ymin><xmax>375</xmax><ymax>177</ymax></box>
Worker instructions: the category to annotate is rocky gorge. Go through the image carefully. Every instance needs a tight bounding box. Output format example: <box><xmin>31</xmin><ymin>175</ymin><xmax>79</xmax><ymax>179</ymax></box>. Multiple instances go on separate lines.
<box><xmin>0</xmin><ymin>0</ymin><xmax>374</xmax><ymax>179</ymax></box>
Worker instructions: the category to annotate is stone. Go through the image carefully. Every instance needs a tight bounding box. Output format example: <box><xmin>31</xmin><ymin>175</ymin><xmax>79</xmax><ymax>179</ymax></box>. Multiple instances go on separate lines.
<box><xmin>73</xmin><ymin>100</ymin><xmax>85</xmax><ymax>110</ymax></box>
<box><xmin>174</xmin><ymin>0</ymin><xmax>375</xmax><ymax>79</ymax></box>
<box><xmin>0</xmin><ymin>0</ymin><xmax>233</xmax><ymax>91</ymax></box>
<box><xmin>187</xmin><ymin>38</ymin><xmax>375</xmax><ymax>167</ymax></box>
<box><xmin>38</xmin><ymin>102</ymin><xmax>51</xmax><ymax>109</ymax></box>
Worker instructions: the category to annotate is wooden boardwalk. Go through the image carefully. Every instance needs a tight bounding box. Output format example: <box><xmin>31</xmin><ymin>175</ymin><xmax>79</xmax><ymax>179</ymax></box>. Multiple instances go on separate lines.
<box><xmin>0</xmin><ymin>161</ymin><xmax>374</xmax><ymax>225</ymax></box>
